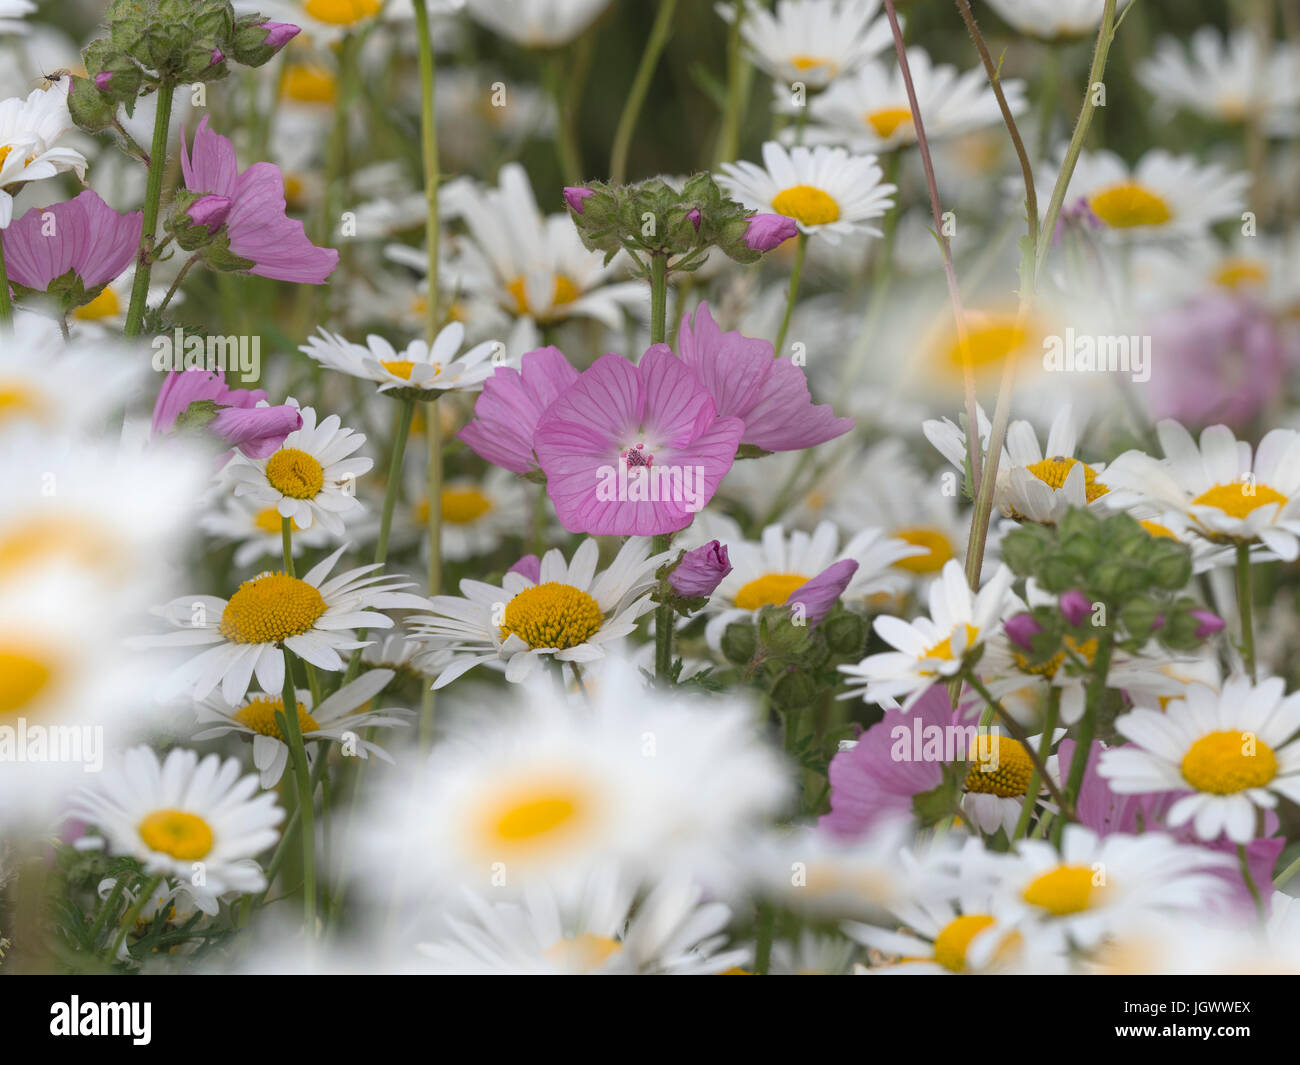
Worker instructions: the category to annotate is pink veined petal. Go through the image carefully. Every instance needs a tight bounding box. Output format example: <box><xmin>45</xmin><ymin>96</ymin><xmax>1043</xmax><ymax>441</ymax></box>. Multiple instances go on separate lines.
<box><xmin>673</xmin><ymin>303</ymin><xmax>769</xmax><ymax>420</ymax></box>
<box><xmin>181</xmin><ymin>115</ymin><xmax>239</xmax><ymax>199</ymax></box>
<box><xmin>741</xmin><ymin>357</ymin><xmax>853</xmax><ymax>450</ymax></box>
<box><xmin>638</xmin><ymin>344</ymin><xmax>718</xmax><ymax>446</ymax></box>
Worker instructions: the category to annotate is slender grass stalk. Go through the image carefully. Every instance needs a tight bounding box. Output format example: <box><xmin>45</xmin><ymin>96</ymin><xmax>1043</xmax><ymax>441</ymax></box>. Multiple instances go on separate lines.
<box><xmin>281</xmin><ymin>516</ymin><xmax>295</xmax><ymax>578</ymax></box>
<box><xmin>609</xmin><ymin>0</ymin><xmax>678</xmax><ymax>184</ymax></box>
<box><xmin>276</xmin><ymin>650</ymin><xmax>316</xmax><ymax>931</ymax></box>
<box><xmin>1013</xmin><ymin>688</ymin><xmax>1059</xmax><ymax>841</ymax></box>
<box><xmin>0</xmin><ymin>231</ymin><xmax>13</xmax><ymax>327</ymax></box>
<box><xmin>714</xmin><ymin>0</ymin><xmax>750</xmax><ymax>167</ymax></box>
<box><xmin>1236</xmin><ymin>542</ymin><xmax>1256</xmax><ymax>681</ymax></box>
<box><xmin>106</xmin><ymin>874</ymin><xmax>163</xmax><ymax>964</ymax></box>
<box><xmin>124</xmin><ymin>80</ymin><xmax>176</xmax><ymax>337</ymax></box>
<box><xmin>772</xmin><ymin>232</ymin><xmax>807</xmax><ymax>358</ymax></box>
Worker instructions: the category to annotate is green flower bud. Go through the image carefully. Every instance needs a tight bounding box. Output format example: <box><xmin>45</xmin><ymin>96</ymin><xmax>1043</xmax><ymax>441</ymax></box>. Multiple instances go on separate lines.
<box><xmin>721</xmin><ymin>621</ymin><xmax>758</xmax><ymax>665</ymax></box>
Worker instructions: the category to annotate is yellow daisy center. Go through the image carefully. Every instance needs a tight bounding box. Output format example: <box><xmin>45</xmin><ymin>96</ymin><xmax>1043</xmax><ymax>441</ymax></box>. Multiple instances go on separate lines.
<box><xmin>932</xmin><ymin>914</ymin><xmax>995</xmax><ymax>973</ymax></box>
<box><xmin>265</xmin><ymin>447</ymin><xmax>325</xmax><ymax>500</ymax></box>
<box><xmin>0</xmin><ymin>646</ymin><xmax>54</xmax><ymax>718</ymax></box>
<box><xmin>282</xmin><ymin>63</ymin><xmax>338</xmax><ymax>104</ymax></box>
<box><xmin>506</xmin><ymin>274</ymin><xmax>580</xmax><ymax>320</ymax></box>
<box><xmin>1192</xmin><ymin>482</ymin><xmax>1288</xmax><ymax>521</ymax></box>
<box><xmin>771</xmin><ymin>184</ymin><xmax>841</xmax><ymax>227</ymax></box>
<box><xmin>284</xmin><ymin>173</ymin><xmax>307</xmax><ymax>207</ymax></box>
<box><xmin>302</xmin><ymin>0</ymin><xmax>380</xmax><ymax>25</ymax></box>
<box><xmin>945</xmin><ymin>315</ymin><xmax>1032</xmax><ymax>376</ymax></box>
<box><xmin>72</xmin><ymin>286</ymin><xmax>121</xmax><ymax>321</ymax></box>
<box><xmin>0</xmin><ymin>517</ymin><xmax>118</xmax><ymax>578</ymax></box>
<box><xmin>1013</xmin><ymin>634</ymin><xmax>1098</xmax><ymax>679</ymax></box>
<box><xmin>138</xmin><ymin>809</ymin><xmax>214</xmax><ymax>861</ymax></box>
<box><xmin>233</xmin><ymin>696</ymin><xmax>321</xmax><ymax>739</ymax></box>
<box><xmin>254</xmin><ymin>507</ymin><xmax>302</xmax><ymax>535</ymax></box>
<box><xmin>1214</xmin><ymin>258</ymin><xmax>1268</xmax><ymax>289</ymax></box>
<box><xmin>441</xmin><ymin>487</ymin><xmax>493</xmax><ymax>525</ymax></box>
<box><xmin>0</xmin><ymin>381</ymin><xmax>44</xmax><ymax>421</ymax></box>
<box><xmin>1181</xmin><ymin>730</ymin><xmax>1277</xmax><ymax>794</ymax></box>
<box><xmin>1022</xmin><ymin>864</ymin><xmax>1104</xmax><ymax>916</ymax></box>
<box><xmin>545</xmin><ymin>933</ymin><xmax>623</xmax><ymax>972</ymax></box>
<box><xmin>893</xmin><ymin>526</ymin><xmax>955</xmax><ymax>574</ymax></box>
<box><xmin>964</xmin><ymin>734</ymin><xmax>1035</xmax><ymax>798</ymax></box>
<box><xmin>864</xmin><ymin>106</ymin><xmax>913</xmax><ymax>139</ymax></box>
<box><xmin>920</xmin><ymin>623</ymin><xmax>980</xmax><ymax>665</ymax></box>
<box><xmin>1088</xmin><ymin>183</ymin><xmax>1172</xmax><ymax>229</ymax></box>
<box><xmin>789</xmin><ymin>54</ymin><xmax>838</xmax><ymax>76</ymax></box>
<box><xmin>380</xmin><ymin>360</ymin><xmax>417</xmax><ymax>380</ymax></box>
<box><xmin>473</xmin><ymin>778</ymin><xmax>594</xmax><ymax>858</ymax></box>
<box><xmin>1024</xmin><ymin>456</ymin><xmax>1109</xmax><ymax>502</ymax></box>
<box><xmin>734</xmin><ymin>572</ymin><xmax>809</xmax><ymax>611</ymax></box>
<box><xmin>219</xmin><ymin>572</ymin><xmax>328</xmax><ymax>644</ymax></box>
<box><xmin>1141</xmin><ymin>519</ymin><xmax>1178</xmax><ymax>540</ymax></box>
<box><xmin>499</xmin><ymin>582</ymin><xmax>603</xmax><ymax>650</ymax></box>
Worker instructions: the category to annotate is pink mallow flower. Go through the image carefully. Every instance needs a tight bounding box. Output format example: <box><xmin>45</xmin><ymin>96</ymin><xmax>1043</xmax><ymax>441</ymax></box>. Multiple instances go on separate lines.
<box><xmin>533</xmin><ymin>347</ymin><xmax>745</xmax><ymax>536</ymax></box>
<box><xmin>669</xmin><ymin>540</ymin><xmax>731</xmax><ymax>598</ymax></box>
<box><xmin>786</xmin><ymin>558</ymin><xmax>857</xmax><ymax>628</ymax></box>
<box><xmin>670</xmin><ymin>302</ymin><xmax>852</xmax><ymax>452</ymax></box>
<box><xmin>179</xmin><ymin>116</ymin><xmax>338</xmax><ymax>284</ymax></box>
<box><xmin>458</xmin><ymin>345</ymin><xmax>580</xmax><ymax>474</ymax></box>
<box><xmin>1</xmin><ymin>190</ymin><xmax>140</xmax><ymax>295</ymax></box>
<box><xmin>152</xmin><ymin>369</ymin><xmax>301</xmax><ymax>459</ymax></box>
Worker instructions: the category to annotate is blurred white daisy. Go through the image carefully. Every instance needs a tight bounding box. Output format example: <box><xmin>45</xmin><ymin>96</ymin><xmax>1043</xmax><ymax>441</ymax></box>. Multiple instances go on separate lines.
<box><xmin>464</xmin><ymin>0</ymin><xmax>611</xmax><ymax>48</ymax></box>
<box><xmin>982</xmin><ymin>0</ymin><xmax>1133</xmax><ymax>41</ymax></box>
<box><xmin>405</xmin><ymin>465</ymin><xmax>530</xmax><ymax>563</ymax></box>
<box><xmin>0</xmin><ymin>81</ymin><xmax>87</xmax><ymax>227</ymax></box>
<box><xmin>200</xmin><ymin>495</ymin><xmax>335</xmax><ymax>570</ymax></box>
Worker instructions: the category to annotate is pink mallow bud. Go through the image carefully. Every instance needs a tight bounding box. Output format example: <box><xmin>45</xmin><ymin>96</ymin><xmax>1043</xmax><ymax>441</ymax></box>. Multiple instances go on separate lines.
<box><xmin>210</xmin><ymin>48</ymin><xmax>225</xmax><ymax>66</ymax></box>
<box><xmin>94</xmin><ymin>71</ymin><xmax>113</xmax><ymax>90</ymax></box>
<box><xmin>1060</xmin><ymin>589</ymin><xmax>1092</xmax><ymax>627</ymax></box>
<box><xmin>188</xmin><ymin>193</ymin><xmax>233</xmax><ymax>232</ymax></box>
<box><xmin>212</xmin><ymin>404</ymin><xmax>302</xmax><ymax>459</ymax></box>
<box><xmin>1004</xmin><ymin>612</ymin><xmax>1043</xmax><ymax>652</ymax></box>
<box><xmin>1192</xmin><ymin>609</ymin><xmax>1226</xmax><ymax>639</ymax></box>
<box><xmin>744</xmin><ymin>213</ymin><xmax>798</xmax><ymax>251</ymax></box>
<box><xmin>686</xmin><ymin>208</ymin><xmax>702</xmax><ymax>231</ymax></box>
<box><xmin>563</xmin><ymin>186</ymin><xmax>595</xmax><ymax>214</ymax></box>
<box><xmin>669</xmin><ymin>540</ymin><xmax>732</xmax><ymax>598</ymax></box>
<box><xmin>260</xmin><ymin>20</ymin><xmax>301</xmax><ymax>52</ymax></box>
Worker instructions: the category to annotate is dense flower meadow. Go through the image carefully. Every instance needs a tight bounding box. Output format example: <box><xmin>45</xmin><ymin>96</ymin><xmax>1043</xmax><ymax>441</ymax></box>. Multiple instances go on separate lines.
<box><xmin>2</xmin><ymin>0</ymin><xmax>1300</xmax><ymax>978</ymax></box>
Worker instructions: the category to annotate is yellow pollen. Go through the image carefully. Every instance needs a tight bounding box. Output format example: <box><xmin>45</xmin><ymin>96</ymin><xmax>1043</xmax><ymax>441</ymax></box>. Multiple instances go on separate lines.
<box><xmin>265</xmin><ymin>447</ymin><xmax>325</xmax><ymax>500</ymax></box>
<box><xmin>771</xmin><ymin>185</ymin><xmax>841</xmax><ymax>227</ymax></box>
<box><xmin>920</xmin><ymin>623</ymin><xmax>979</xmax><ymax>666</ymax></box>
<box><xmin>282</xmin><ymin>63</ymin><xmax>338</xmax><ymax>104</ymax></box>
<box><xmin>1214</xmin><ymin>258</ymin><xmax>1268</xmax><ymax>289</ymax></box>
<box><xmin>1192</xmin><ymin>482</ymin><xmax>1287</xmax><ymax>521</ymax></box>
<box><xmin>302</xmin><ymin>0</ymin><xmax>381</xmax><ymax>25</ymax></box>
<box><xmin>933</xmin><ymin>914</ymin><xmax>996</xmax><ymax>973</ymax></box>
<box><xmin>0</xmin><ymin>646</ymin><xmax>54</xmax><ymax>718</ymax></box>
<box><xmin>441</xmin><ymin>487</ymin><xmax>493</xmax><ymax>524</ymax></box>
<box><xmin>506</xmin><ymin>274</ymin><xmax>580</xmax><ymax>319</ymax></box>
<box><xmin>788</xmin><ymin>54</ymin><xmax>838</xmax><ymax>76</ymax></box>
<box><xmin>734</xmin><ymin>572</ymin><xmax>809</xmax><ymax>611</ymax></box>
<box><xmin>219</xmin><ymin>572</ymin><xmax>328</xmax><ymax>644</ymax></box>
<box><xmin>545</xmin><ymin>933</ymin><xmax>623</xmax><ymax>972</ymax></box>
<box><xmin>499</xmin><ymin>582</ymin><xmax>603</xmax><ymax>650</ymax></box>
<box><xmin>233</xmin><ymin>696</ymin><xmax>320</xmax><ymax>739</ymax></box>
<box><xmin>1181</xmin><ymin>730</ymin><xmax>1277</xmax><ymax>794</ymax></box>
<box><xmin>1022</xmin><ymin>864</ymin><xmax>1104</xmax><ymax>916</ymax></box>
<box><xmin>380</xmin><ymin>360</ymin><xmax>416</xmax><ymax>380</ymax></box>
<box><xmin>1024</xmin><ymin>456</ymin><xmax>1109</xmax><ymax>502</ymax></box>
<box><xmin>138</xmin><ymin>810</ymin><xmax>214</xmax><ymax>861</ymax></box>
<box><xmin>1014</xmin><ymin>634</ymin><xmax>1098</xmax><ymax>679</ymax></box>
<box><xmin>1088</xmin><ymin>182</ymin><xmax>1172</xmax><ymax>229</ymax></box>
<box><xmin>964</xmin><ymin>734</ymin><xmax>1035</xmax><ymax>798</ymax></box>
<box><xmin>1141</xmin><ymin>520</ymin><xmax>1178</xmax><ymax>540</ymax></box>
<box><xmin>865</xmin><ymin>106</ymin><xmax>913</xmax><ymax>139</ymax></box>
<box><xmin>72</xmin><ymin>286</ymin><xmax>121</xmax><ymax>321</ymax></box>
<box><xmin>254</xmin><ymin>507</ymin><xmax>301</xmax><ymax>535</ymax></box>
<box><xmin>893</xmin><ymin>526</ymin><xmax>955</xmax><ymax>574</ymax></box>
<box><xmin>0</xmin><ymin>144</ymin><xmax>10</xmax><ymax>168</ymax></box>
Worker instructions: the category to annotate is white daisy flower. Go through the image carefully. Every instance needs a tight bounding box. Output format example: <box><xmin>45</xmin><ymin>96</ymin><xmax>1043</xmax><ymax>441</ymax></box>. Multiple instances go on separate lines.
<box><xmin>350</xmin><ymin>655</ymin><xmax>789</xmax><ymax>901</ymax></box>
<box><xmin>413</xmin><ymin>537</ymin><xmax>669</xmax><ymax>689</ymax></box>
<box><xmin>982</xmin><ymin>0</ymin><xmax>1133</xmax><ymax>41</ymax></box>
<box><xmin>362</xmin><ymin>628</ymin><xmax>450</xmax><ymax>679</ymax></box>
<box><xmin>718</xmin><ymin>141</ymin><xmax>896</xmax><ymax>243</ymax></box>
<box><xmin>0</xmin><ymin>81</ymin><xmax>87</xmax><ymax>227</ymax></box>
<box><xmin>69</xmin><ymin>746</ymin><xmax>284</xmax><ymax>898</ymax></box>
<box><xmin>299</xmin><ymin>320</ymin><xmax>505</xmax><ymax>399</ymax></box>
<box><xmin>136</xmin><ymin>545</ymin><xmax>431</xmax><ymax>703</ymax></box>
<box><xmin>399</xmin><ymin>162</ymin><xmax>643</xmax><ymax>330</ymax></box>
<box><xmin>194</xmin><ymin>668</ymin><xmax>409</xmax><ymax>788</ymax></box>
<box><xmin>723</xmin><ymin>0</ymin><xmax>894</xmax><ymax>91</ymax></box>
<box><xmin>464</xmin><ymin>0</ymin><xmax>611</xmax><ymax>48</ymax></box>
<box><xmin>800</xmin><ymin>46</ymin><xmax>1027</xmax><ymax>153</ymax></box>
<box><xmin>1139</xmin><ymin>27</ymin><xmax>1300</xmax><ymax>135</ymax></box>
<box><xmin>405</xmin><ymin>465</ymin><xmax>530</xmax><ymax>563</ymax></box>
<box><xmin>984</xmin><ymin>825</ymin><xmax>1233</xmax><ymax>952</ymax></box>
<box><xmin>769</xmin><ymin>931</ymin><xmax>859</xmax><ymax>975</ymax></box>
<box><xmin>698</xmin><ymin>519</ymin><xmax>922</xmax><ymax>648</ymax></box>
<box><xmin>199</xmin><ymin>495</ymin><xmax>335</xmax><ymax>570</ymax></box>
<box><xmin>960</xmin><ymin>728</ymin><xmax>1065</xmax><ymax>838</ymax></box>
<box><xmin>417</xmin><ymin>867</ymin><xmax>746</xmax><ymax>974</ymax></box>
<box><xmin>925</xmin><ymin>403</ymin><xmax>1111</xmax><ymax>525</ymax></box>
<box><xmin>225</xmin><ymin>402</ymin><xmax>372</xmax><ymax>537</ymax></box>
<box><xmin>0</xmin><ymin>0</ymin><xmax>34</xmax><ymax>34</ymax></box>
<box><xmin>95</xmin><ymin>876</ymin><xmax>210</xmax><ymax>961</ymax></box>
<box><xmin>1103</xmin><ymin>420</ymin><xmax>1300</xmax><ymax>560</ymax></box>
<box><xmin>1100</xmin><ymin>677</ymin><xmax>1300</xmax><ymax>844</ymax></box>
<box><xmin>1048</xmin><ymin>148</ymin><xmax>1248</xmax><ymax>238</ymax></box>
<box><xmin>840</xmin><ymin>558</ymin><xmax>1015</xmax><ymax>711</ymax></box>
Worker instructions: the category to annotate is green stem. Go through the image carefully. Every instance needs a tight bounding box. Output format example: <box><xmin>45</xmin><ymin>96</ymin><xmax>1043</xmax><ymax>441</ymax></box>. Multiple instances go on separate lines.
<box><xmin>714</xmin><ymin>0</ymin><xmax>749</xmax><ymax>167</ymax></box>
<box><xmin>1013</xmin><ymin>688</ymin><xmax>1059</xmax><ymax>841</ymax></box>
<box><xmin>545</xmin><ymin>52</ymin><xmax>583</xmax><ymax>184</ymax></box>
<box><xmin>420</xmin><ymin>398</ymin><xmax>442</xmax><ymax>750</ymax></box>
<box><xmin>87</xmin><ymin>878</ymin><xmax>128</xmax><ymax>952</ymax></box>
<box><xmin>277</xmin><ymin>649</ymin><xmax>316</xmax><ymax>932</ymax></box>
<box><xmin>1273</xmin><ymin>850</ymin><xmax>1300</xmax><ymax>889</ymax></box>
<box><xmin>653</xmin><ymin>532</ymin><xmax>674</xmax><ymax>682</ymax></box>
<box><xmin>106</xmin><ymin>874</ymin><xmax>163</xmax><ymax>963</ymax></box>
<box><xmin>155</xmin><ymin>253</ymin><xmax>199</xmax><ymax>318</ymax></box>
<box><xmin>1239</xmin><ymin>844</ymin><xmax>1264</xmax><ymax>918</ymax></box>
<box><xmin>1236</xmin><ymin>542</ymin><xmax>1256</xmax><ymax>682</ymax></box>
<box><xmin>753</xmin><ymin>902</ymin><xmax>775</xmax><ymax>974</ymax></box>
<box><xmin>0</xmin><ymin>229</ymin><xmax>13</xmax><ymax>327</ymax></box>
<box><xmin>412</xmin><ymin>0</ymin><xmax>441</xmax><ymax>345</ymax></box>
<box><xmin>124</xmin><ymin>80</ymin><xmax>176</xmax><ymax>337</ymax></box>
<box><xmin>281</xmin><ymin>515</ymin><xmax>295</xmax><ymax>578</ymax></box>
<box><xmin>649</xmin><ymin>254</ymin><xmax>669</xmax><ymax>344</ymax></box>
<box><xmin>609</xmin><ymin>0</ymin><xmax>678</xmax><ymax>184</ymax></box>
<box><xmin>772</xmin><ymin>232</ymin><xmax>807</xmax><ymax>358</ymax></box>
<box><xmin>1054</xmin><ymin>632</ymin><xmax>1113</xmax><ymax>846</ymax></box>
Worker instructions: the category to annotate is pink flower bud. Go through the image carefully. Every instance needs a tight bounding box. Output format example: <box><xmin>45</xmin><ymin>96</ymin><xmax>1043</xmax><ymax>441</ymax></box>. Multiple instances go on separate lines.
<box><xmin>188</xmin><ymin>193</ymin><xmax>233</xmax><ymax>232</ymax></box>
<box><xmin>744</xmin><ymin>213</ymin><xmax>798</xmax><ymax>251</ymax></box>
<box><xmin>94</xmin><ymin>71</ymin><xmax>114</xmax><ymax>90</ymax></box>
<box><xmin>212</xmin><ymin>404</ymin><xmax>303</xmax><ymax>459</ymax></box>
<box><xmin>669</xmin><ymin>540</ymin><xmax>731</xmax><ymax>598</ymax></box>
<box><xmin>1191</xmin><ymin>609</ymin><xmax>1225</xmax><ymax>639</ymax></box>
<box><xmin>1060</xmin><ymin>589</ymin><xmax>1092</xmax><ymax>627</ymax></box>
<box><xmin>785</xmin><ymin>559</ymin><xmax>857</xmax><ymax>629</ymax></box>
<box><xmin>260</xmin><ymin>20</ymin><xmax>301</xmax><ymax>53</ymax></box>
<box><xmin>563</xmin><ymin>186</ymin><xmax>594</xmax><ymax>214</ymax></box>
<box><xmin>686</xmin><ymin>208</ymin><xmax>702</xmax><ymax>231</ymax></box>
<box><xmin>210</xmin><ymin>48</ymin><xmax>225</xmax><ymax>66</ymax></box>
<box><xmin>1004</xmin><ymin>612</ymin><xmax>1043</xmax><ymax>651</ymax></box>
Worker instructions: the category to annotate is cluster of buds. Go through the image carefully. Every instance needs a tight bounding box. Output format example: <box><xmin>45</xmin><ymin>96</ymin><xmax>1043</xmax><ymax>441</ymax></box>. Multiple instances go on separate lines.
<box><xmin>68</xmin><ymin>0</ymin><xmax>298</xmax><ymax>132</ymax></box>
<box><xmin>1000</xmin><ymin>508</ymin><xmax>1225</xmax><ymax>656</ymax></box>
<box><xmin>563</xmin><ymin>173</ymin><xmax>796</xmax><ymax>272</ymax></box>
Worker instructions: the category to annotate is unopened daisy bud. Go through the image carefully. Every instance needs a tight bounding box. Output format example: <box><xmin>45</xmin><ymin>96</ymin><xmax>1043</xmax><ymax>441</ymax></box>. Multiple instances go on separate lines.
<box><xmin>1191</xmin><ymin>609</ymin><xmax>1225</xmax><ymax>639</ymax></box>
<box><xmin>229</xmin><ymin>15</ymin><xmax>301</xmax><ymax>67</ymax></box>
<box><xmin>743</xmin><ymin>213</ymin><xmax>798</xmax><ymax>251</ymax></box>
<box><xmin>563</xmin><ymin>186</ymin><xmax>594</xmax><ymax>214</ymax></box>
<box><xmin>668</xmin><ymin>540</ymin><xmax>731</xmax><ymax>598</ymax></box>
<box><xmin>1060</xmin><ymin>589</ymin><xmax>1092</xmax><ymax>626</ymax></box>
<box><xmin>1004</xmin><ymin>612</ymin><xmax>1043</xmax><ymax>651</ymax></box>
